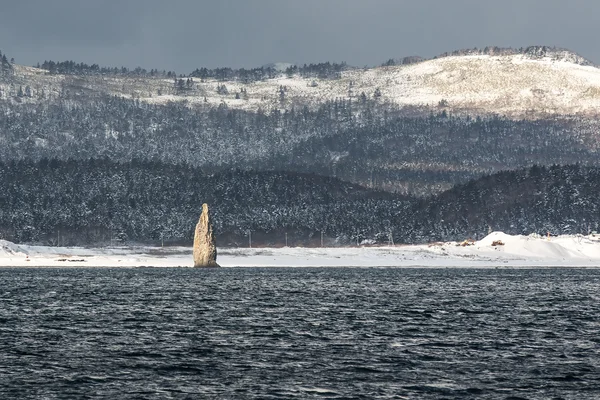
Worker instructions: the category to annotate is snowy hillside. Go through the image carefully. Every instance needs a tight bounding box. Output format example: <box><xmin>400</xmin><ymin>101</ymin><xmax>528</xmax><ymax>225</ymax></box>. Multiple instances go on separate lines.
<box><xmin>3</xmin><ymin>48</ymin><xmax>600</xmax><ymax>118</ymax></box>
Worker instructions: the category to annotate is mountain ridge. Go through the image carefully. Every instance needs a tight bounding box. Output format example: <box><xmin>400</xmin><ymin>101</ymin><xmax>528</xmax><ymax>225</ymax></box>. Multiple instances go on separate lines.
<box><xmin>2</xmin><ymin>45</ymin><xmax>600</xmax><ymax>119</ymax></box>
<box><xmin>432</xmin><ymin>45</ymin><xmax>593</xmax><ymax>66</ymax></box>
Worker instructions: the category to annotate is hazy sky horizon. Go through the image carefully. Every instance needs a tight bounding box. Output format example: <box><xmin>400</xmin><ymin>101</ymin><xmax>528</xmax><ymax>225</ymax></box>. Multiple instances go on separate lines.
<box><xmin>1</xmin><ymin>0</ymin><xmax>599</xmax><ymax>72</ymax></box>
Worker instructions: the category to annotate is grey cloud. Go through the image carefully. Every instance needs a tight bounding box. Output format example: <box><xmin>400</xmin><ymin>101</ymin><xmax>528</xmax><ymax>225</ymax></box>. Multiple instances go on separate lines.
<box><xmin>1</xmin><ymin>1</ymin><xmax>143</xmax><ymax>45</ymax></box>
<box><xmin>0</xmin><ymin>0</ymin><xmax>598</xmax><ymax>73</ymax></box>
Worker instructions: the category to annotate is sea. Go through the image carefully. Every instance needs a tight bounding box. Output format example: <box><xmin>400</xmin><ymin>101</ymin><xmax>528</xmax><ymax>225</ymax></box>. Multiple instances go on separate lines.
<box><xmin>0</xmin><ymin>267</ymin><xmax>599</xmax><ymax>399</ymax></box>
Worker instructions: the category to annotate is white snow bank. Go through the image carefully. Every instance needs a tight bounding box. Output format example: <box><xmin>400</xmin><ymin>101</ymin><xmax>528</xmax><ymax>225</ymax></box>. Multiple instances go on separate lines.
<box><xmin>1</xmin><ymin>232</ymin><xmax>600</xmax><ymax>268</ymax></box>
<box><xmin>0</xmin><ymin>240</ymin><xmax>28</xmax><ymax>257</ymax></box>
<box><xmin>474</xmin><ymin>231</ymin><xmax>600</xmax><ymax>260</ymax></box>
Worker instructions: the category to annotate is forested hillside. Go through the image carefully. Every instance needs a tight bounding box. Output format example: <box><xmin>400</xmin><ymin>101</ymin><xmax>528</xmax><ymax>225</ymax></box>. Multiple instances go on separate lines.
<box><xmin>2</xmin><ymin>48</ymin><xmax>600</xmax><ymax>245</ymax></box>
<box><xmin>1</xmin><ymin>96</ymin><xmax>597</xmax><ymax>195</ymax></box>
<box><xmin>0</xmin><ymin>159</ymin><xmax>408</xmax><ymax>246</ymax></box>
<box><xmin>2</xmin><ymin>47</ymin><xmax>600</xmax><ymax>195</ymax></box>
<box><xmin>408</xmin><ymin>164</ymin><xmax>600</xmax><ymax>241</ymax></box>
<box><xmin>0</xmin><ymin>160</ymin><xmax>598</xmax><ymax>246</ymax></box>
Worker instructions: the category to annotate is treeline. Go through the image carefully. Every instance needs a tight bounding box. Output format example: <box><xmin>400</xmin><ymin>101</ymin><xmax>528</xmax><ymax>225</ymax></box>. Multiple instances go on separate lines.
<box><xmin>31</xmin><ymin>46</ymin><xmax>592</xmax><ymax>82</ymax></box>
<box><xmin>434</xmin><ymin>45</ymin><xmax>579</xmax><ymax>59</ymax></box>
<box><xmin>0</xmin><ymin>95</ymin><xmax>597</xmax><ymax>195</ymax></box>
<box><xmin>0</xmin><ymin>160</ymin><xmax>598</xmax><ymax>246</ymax></box>
<box><xmin>381</xmin><ymin>56</ymin><xmax>424</xmax><ymax>67</ymax></box>
<box><xmin>383</xmin><ymin>45</ymin><xmax>592</xmax><ymax>67</ymax></box>
<box><xmin>38</xmin><ymin>60</ymin><xmax>178</xmax><ymax>78</ymax></box>
<box><xmin>0</xmin><ymin>50</ymin><xmax>13</xmax><ymax>76</ymax></box>
<box><xmin>189</xmin><ymin>66</ymin><xmax>279</xmax><ymax>83</ymax></box>
<box><xmin>284</xmin><ymin>62</ymin><xmax>348</xmax><ymax>79</ymax></box>
<box><xmin>37</xmin><ymin>58</ymin><xmax>349</xmax><ymax>82</ymax></box>
<box><xmin>189</xmin><ymin>61</ymin><xmax>348</xmax><ymax>82</ymax></box>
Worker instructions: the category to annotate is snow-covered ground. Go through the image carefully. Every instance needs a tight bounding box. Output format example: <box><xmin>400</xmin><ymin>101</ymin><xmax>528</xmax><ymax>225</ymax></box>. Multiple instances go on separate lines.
<box><xmin>4</xmin><ymin>52</ymin><xmax>600</xmax><ymax>118</ymax></box>
<box><xmin>2</xmin><ymin>232</ymin><xmax>600</xmax><ymax>268</ymax></box>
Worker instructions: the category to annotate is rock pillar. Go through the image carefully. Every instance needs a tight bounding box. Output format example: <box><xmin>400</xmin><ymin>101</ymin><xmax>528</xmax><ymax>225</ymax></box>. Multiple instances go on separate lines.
<box><xmin>193</xmin><ymin>203</ymin><xmax>219</xmax><ymax>268</ymax></box>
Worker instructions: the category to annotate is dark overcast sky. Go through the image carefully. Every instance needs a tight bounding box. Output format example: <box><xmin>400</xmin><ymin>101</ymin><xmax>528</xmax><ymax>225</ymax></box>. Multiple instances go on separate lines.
<box><xmin>1</xmin><ymin>0</ymin><xmax>599</xmax><ymax>72</ymax></box>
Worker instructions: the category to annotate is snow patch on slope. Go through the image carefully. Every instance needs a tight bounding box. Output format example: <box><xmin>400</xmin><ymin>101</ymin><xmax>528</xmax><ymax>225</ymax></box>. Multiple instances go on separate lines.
<box><xmin>139</xmin><ymin>54</ymin><xmax>600</xmax><ymax>118</ymax></box>
<box><xmin>0</xmin><ymin>240</ymin><xmax>27</xmax><ymax>257</ymax></box>
<box><xmin>3</xmin><ymin>52</ymin><xmax>600</xmax><ymax>118</ymax></box>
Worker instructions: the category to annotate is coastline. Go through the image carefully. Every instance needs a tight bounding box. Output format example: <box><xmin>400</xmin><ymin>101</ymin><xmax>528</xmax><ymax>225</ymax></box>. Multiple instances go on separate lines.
<box><xmin>2</xmin><ymin>232</ymin><xmax>600</xmax><ymax>268</ymax></box>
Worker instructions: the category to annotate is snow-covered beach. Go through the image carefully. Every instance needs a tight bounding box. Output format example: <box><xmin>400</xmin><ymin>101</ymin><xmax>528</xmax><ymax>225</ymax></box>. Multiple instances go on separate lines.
<box><xmin>2</xmin><ymin>232</ymin><xmax>600</xmax><ymax>268</ymax></box>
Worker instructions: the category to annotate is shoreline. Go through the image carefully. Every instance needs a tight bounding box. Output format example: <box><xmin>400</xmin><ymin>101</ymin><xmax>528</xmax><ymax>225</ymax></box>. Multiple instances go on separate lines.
<box><xmin>2</xmin><ymin>264</ymin><xmax>600</xmax><ymax>269</ymax></box>
<box><xmin>2</xmin><ymin>232</ymin><xmax>600</xmax><ymax>268</ymax></box>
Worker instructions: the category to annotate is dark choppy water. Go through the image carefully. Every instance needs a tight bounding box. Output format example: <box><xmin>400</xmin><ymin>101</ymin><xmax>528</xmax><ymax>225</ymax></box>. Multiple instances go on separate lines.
<box><xmin>1</xmin><ymin>267</ymin><xmax>599</xmax><ymax>399</ymax></box>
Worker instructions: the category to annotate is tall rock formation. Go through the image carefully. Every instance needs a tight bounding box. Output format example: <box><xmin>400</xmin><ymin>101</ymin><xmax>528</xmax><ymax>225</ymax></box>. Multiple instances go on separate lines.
<box><xmin>193</xmin><ymin>203</ymin><xmax>219</xmax><ymax>268</ymax></box>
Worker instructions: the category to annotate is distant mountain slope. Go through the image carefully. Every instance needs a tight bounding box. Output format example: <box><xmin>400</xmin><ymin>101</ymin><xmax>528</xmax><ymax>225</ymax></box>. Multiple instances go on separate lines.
<box><xmin>2</xmin><ymin>95</ymin><xmax>599</xmax><ymax>195</ymax></box>
<box><xmin>2</xmin><ymin>46</ymin><xmax>600</xmax><ymax>118</ymax></box>
<box><xmin>2</xmin><ymin>47</ymin><xmax>600</xmax><ymax>196</ymax></box>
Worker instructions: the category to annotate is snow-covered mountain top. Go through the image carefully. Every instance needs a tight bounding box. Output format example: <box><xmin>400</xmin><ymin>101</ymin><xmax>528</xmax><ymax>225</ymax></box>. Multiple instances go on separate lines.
<box><xmin>434</xmin><ymin>45</ymin><xmax>593</xmax><ymax>66</ymax></box>
<box><xmin>3</xmin><ymin>47</ymin><xmax>600</xmax><ymax>119</ymax></box>
<box><xmin>521</xmin><ymin>46</ymin><xmax>592</xmax><ymax>65</ymax></box>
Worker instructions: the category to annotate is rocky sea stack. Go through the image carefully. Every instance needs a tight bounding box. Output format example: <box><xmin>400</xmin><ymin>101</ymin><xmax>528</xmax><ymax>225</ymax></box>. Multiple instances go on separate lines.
<box><xmin>193</xmin><ymin>203</ymin><xmax>219</xmax><ymax>268</ymax></box>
